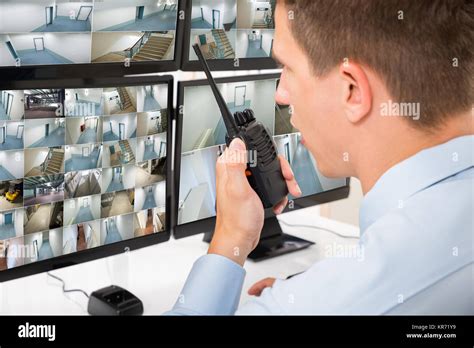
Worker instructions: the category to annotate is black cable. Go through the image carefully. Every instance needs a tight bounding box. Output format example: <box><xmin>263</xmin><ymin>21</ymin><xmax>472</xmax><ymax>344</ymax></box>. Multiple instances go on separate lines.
<box><xmin>278</xmin><ymin>220</ymin><xmax>360</xmax><ymax>240</ymax></box>
<box><xmin>47</xmin><ymin>272</ymin><xmax>90</xmax><ymax>299</ymax></box>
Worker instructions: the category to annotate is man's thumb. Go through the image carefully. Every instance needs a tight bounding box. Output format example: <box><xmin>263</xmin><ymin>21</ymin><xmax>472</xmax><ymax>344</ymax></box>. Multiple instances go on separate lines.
<box><xmin>224</xmin><ymin>138</ymin><xmax>251</xmax><ymax>194</ymax></box>
<box><xmin>225</xmin><ymin>138</ymin><xmax>247</xmax><ymax>171</ymax></box>
<box><xmin>229</xmin><ymin>137</ymin><xmax>246</xmax><ymax>151</ymax></box>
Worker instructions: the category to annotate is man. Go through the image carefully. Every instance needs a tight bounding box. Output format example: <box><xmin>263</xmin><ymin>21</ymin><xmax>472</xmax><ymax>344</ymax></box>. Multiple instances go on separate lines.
<box><xmin>168</xmin><ymin>0</ymin><xmax>473</xmax><ymax>314</ymax></box>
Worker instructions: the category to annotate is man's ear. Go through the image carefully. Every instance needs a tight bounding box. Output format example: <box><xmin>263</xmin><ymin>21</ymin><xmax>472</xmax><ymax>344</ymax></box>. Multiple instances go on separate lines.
<box><xmin>339</xmin><ymin>62</ymin><xmax>372</xmax><ymax>124</ymax></box>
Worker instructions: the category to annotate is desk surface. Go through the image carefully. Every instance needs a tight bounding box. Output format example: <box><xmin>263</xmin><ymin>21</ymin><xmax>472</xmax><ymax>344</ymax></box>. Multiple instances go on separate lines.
<box><xmin>0</xmin><ymin>206</ymin><xmax>360</xmax><ymax>314</ymax></box>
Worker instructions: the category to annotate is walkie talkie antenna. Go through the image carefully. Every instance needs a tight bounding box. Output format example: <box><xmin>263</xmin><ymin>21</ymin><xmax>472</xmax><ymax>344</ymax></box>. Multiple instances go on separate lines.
<box><xmin>192</xmin><ymin>44</ymin><xmax>239</xmax><ymax>139</ymax></box>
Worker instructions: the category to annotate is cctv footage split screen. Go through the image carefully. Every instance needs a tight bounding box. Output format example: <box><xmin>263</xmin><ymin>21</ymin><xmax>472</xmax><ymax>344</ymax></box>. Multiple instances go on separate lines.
<box><xmin>0</xmin><ymin>0</ymin><xmax>178</xmax><ymax>67</ymax></box>
<box><xmin>0</xmin><ymin>0</ymin><xmax>275</xmax><ymax>68</ymax></box>
<box><xmin>0</xmin><ymin>82</ymin><xmax>169</xmax><ymax>271</ymax></box>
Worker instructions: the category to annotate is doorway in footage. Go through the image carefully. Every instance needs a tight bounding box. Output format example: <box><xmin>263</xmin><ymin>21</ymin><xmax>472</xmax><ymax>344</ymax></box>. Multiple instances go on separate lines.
<box><xmin>65</xmin><ymin>116</ymin><xmax>103</xmax><ymax>145</ymax></box>
<box><xmin>134</xmin><ymin>206</ymin><xmax>166</xmax><ymax>237</ymax></box>
<box><xmin>0</xmin><ymin>209</ymin><xmax>24</xmax><ymax>270</ymax></box>
<box><xmin>0</xmin><ymin>90</ymin><xmax>24</xmax><ymax>120</ymax></box>
<box><xmin>62</xmin><ymin>220</ymin><xmax>101</xmax><ymax>254</ymax></box>
<box><xmin>0</xmin><ymin>121</ymin><xmax>25</xmax><ymax>151</ymax></box>
<box><xmin>92</xmin><ymin>0</ymin><xmax>177</xmax><ymax>32</ymax></box>
<box><xmin>64</xmin><ymin>143</ymin><xmax>102</xmax><ymax>172</ymax></box>
<box><xmin>136</xmin><ymin>132</ymin><xmax>166</xmax><ymax>162</ymax></box>
<box><xmin>137</xmin><ymin>110</ymin><xmax>168</xmax><ymax>136</ymax></box>
<box><xmin>100</xmin><ymin>213</ymin><xmax>134</xmax><ymax>245</ymax></box>
<box><xmin>134</xmin><ymin>180</ymin><xmax>165</xmax><ymax>212</ymax></box>
<box><xmin>101</xmin><ymin>164</ymin><xmax>136</xmax><ymax>193</ymax></box>
<box><xmin>23</xmin><ymin>228</ymin><xmax>63</xmax><ymax>264</ymax></box>
<box><xmin>0</xmin><ymin>0</ymin><xmax>93</xmax><ymax>33</ymax></box>
<box><xmin>65</xmin><ymin>88</ymin><xmax>104</xmax><ymax>117</ymax></box>
<box><xmin>0</xmin><ymin>34</ymin><xmax>91</xmax><ymax>66</ymax></box>
<box><xmin>103</xmin><ymin>114</ymin><xmax>137</xmax><ymax>142</ymax></box>
<box><xmin>0</xmin><ymin>209</ymin><xmax>23</xmax><ymax>242</ymax></box>
<box><xmin>236</xmin><ymin>0</ymin><xmax>275</xmax><ymax>30</ymax></box>
<box><xmin>63</xmin><ymin>194</ymin><xmax>101</xmax><ymax>226</ymax></box>
<box><xmin>235</xmin><ymin>29</ymin><xmax>274</xmax><ymax>58</ymax></box>
<box><xmin>24</xmin><ymin>118</ymin><xmax>66</xmax><ymax>148</ymax></box>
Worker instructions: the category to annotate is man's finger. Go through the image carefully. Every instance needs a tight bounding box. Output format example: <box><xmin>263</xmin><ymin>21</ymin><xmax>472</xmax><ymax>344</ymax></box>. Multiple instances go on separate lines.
<box><xmin>273</xmin><ymin>197</ymin><xmax>288</xmax><ymax>215</ymax></box>
<box><xmin>216</xmin><ymin>139</ymin><xmax>246</xmax><ymax>182</ymax></box>
<box><xmin>278</xmin><ymin>155</ymin><xmax>295</xmax><ymax>180</ymax></box>
<box><xmin>248</xmin><ymin>277</ymin><xmax>276</xmax><ymax>296</ymax></box>
<box><xmin>278</xmin><ymin>156</ymin><xmax>302</xmax><ymax>197</ymax></box>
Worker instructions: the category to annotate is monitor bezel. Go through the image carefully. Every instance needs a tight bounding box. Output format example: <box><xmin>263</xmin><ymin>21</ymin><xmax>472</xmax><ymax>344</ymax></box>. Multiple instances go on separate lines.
<box><xmin>180</xmin><ymin>0</ymin><xmax>278</xmax><ymax>71</ymax></box>
<box><xmin>0</xmin><ymin>0</ymin><xmax>186</xmax><ymax>81</ymax></box>
<box><xmin>0</xmin><ymin>75</ymin><xmax>174</xmax><ymax>282</ymax></box>
<box><xmin>173</xmin><ymin>73</ymin><xmax>350</xmax><ymax>239</ymax></box>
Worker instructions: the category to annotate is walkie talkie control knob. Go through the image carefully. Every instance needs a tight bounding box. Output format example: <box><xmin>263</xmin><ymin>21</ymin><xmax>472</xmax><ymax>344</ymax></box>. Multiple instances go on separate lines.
<box><xmin>234</xmin><ymin>111</ymin><xmax>247</xmax><ymax>127</ymax></box>
<box><xmin>243</xmin><ymin>109</ymin><xmax>256</xmax><ymax>123</ymax></box>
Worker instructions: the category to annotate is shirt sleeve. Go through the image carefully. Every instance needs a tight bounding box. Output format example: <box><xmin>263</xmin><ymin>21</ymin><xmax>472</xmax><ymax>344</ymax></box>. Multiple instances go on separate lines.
<box><xmin>165</xmin><ymin>254</ymin><xmax>246</xmax><ymax>315</ymax></box>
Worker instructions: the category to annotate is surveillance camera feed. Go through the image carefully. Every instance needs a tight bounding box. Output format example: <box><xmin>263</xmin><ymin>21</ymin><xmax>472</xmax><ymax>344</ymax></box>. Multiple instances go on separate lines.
<box><xmin>188</xmin><ymin>0</ymin><xmax>276</xmax><ymax>61</ymax></box>
<box><xmin>178</xmin><ymin>77</ymin><xmax>347</xmax><ymax>226</ymax></box>
<box><xmin>0</xmin><ymin>0</ymin><xmax>178</xmax><ymax>67</ymax></box>
<box><xmin>0</xmin><ymin>83</ymin><xmax>168</xmax><ymax>271</ymax></box>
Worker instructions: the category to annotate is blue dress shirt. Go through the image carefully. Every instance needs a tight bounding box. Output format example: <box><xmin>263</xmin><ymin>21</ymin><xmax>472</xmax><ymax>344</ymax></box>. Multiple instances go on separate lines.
<box><xmin>167</xmin><ymin>135</ymin><xmax>473</xmax><ymax>315</ymax></box>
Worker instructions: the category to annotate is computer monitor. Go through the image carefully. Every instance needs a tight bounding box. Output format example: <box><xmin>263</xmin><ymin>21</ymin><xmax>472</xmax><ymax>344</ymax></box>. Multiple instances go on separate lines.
<box><xmin>0</xmin><ymin>0</ymin><xmax>184</xmax><ymax>80</ymax></box>
<box><xmin>174</xmin><ymin>73</ymin><xmax>350</xmax><ymax>260</ymax></box>
<box><xmin>0</xmin><ymin>75</ymin><xmax>172</xmax><ymax>282</ymax></box>
<box><xmin>181</xmin><ymin>0</ymin><xmax>278</xmax><ymax>71</ymax></box>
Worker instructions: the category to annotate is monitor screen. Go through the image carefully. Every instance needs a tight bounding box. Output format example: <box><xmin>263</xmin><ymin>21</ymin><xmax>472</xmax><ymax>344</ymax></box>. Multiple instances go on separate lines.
<box><xmin>0</xmin><ymin>76</ymin><xmax>171</xmax><ymax>281</ymax></box>
<box><xmin>182</xmin><ymin>0</ymin><xmax>277</xmax><ymax>70</ymax></box>
<box><xmin>0</xmin><ymin>0</ymin><xmax>180</xmax><ymax>71</ymax></box>
<box><xmin>175</xmin><ymin>74</ymin><xmax>347</xmax><ymax>234</ymax></box>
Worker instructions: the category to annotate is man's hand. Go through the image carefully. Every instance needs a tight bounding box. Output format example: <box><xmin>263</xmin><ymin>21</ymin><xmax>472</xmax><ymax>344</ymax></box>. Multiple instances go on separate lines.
<box><xmin>208</xmin><ymin>138</ymin><xmax>302</xmax><ymax>266</ymax></box>
<box><xmin>248</xmin><ymin>277</ymin><xmax>276</xmax><ymax>296</ymax></box>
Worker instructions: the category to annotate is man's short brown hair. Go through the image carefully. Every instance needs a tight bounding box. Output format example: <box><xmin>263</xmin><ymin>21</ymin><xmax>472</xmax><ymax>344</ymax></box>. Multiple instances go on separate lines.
<box><xmin>279</xmin><ymin>0</ymin><xmax>473</xmax><ymax>129</ymax></box>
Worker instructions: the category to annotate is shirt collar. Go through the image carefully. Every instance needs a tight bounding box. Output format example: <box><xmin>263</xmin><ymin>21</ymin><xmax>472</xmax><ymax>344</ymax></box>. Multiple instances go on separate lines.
<box><xmin>359</xmin><ymin>135</ymin><xmax>474</xmax><ymax>233</ymax></box>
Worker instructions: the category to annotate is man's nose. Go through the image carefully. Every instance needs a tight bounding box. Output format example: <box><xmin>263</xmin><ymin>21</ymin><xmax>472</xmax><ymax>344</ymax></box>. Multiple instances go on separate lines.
<box><xmin>275</xmin><ymin>87</ymin><xmax>290</xmax><ymax>106</ymax></box>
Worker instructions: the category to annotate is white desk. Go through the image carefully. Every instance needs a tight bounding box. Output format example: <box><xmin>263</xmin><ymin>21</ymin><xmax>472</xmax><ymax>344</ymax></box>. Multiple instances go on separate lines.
<box><xmin>0</xmin><ymin>206</ymin><xmax>359</xmax><ymax>315</ymax></box>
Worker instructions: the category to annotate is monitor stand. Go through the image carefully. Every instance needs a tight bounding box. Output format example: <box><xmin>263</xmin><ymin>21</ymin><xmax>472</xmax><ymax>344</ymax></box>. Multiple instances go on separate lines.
<box><xmin>203</xmin><ymin>216</ymin><xmax>314</xmax><ymax>262</ymax></box>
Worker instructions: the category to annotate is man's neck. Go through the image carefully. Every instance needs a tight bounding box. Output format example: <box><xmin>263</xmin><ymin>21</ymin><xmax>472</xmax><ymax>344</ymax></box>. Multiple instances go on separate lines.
<box><xmin>357</xmin><ymin>112</ymin><xmax>473</xmax><ymax>195</ymax></box>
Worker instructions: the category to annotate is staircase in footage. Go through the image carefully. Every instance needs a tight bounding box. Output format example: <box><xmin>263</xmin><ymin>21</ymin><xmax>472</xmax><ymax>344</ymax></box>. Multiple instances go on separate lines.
<box><xmin>211</xmin><ymin>30</ymin><xmax>235</xmax><ymax>59</ymax></box>
<box><xmin>44</xmin><ymin>148</ymin><xmax>64</xmax><ymax>174</ymax></box>
<box><xmin>119</xmin><ymin>140</ymin><xmax>136</xmax><ymax>163</ymax></box>
<box><xmin>132</xmin><ymin>34</ymin><xmax>174</xmax><ymax>61</ymax></box>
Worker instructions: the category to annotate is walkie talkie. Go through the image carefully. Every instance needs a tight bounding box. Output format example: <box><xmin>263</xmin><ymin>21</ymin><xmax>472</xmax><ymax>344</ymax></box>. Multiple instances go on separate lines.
<box><xmin>193</xmin><ymin>44</ymin><xmax>288</xmax><ymax>208</ymax></box>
